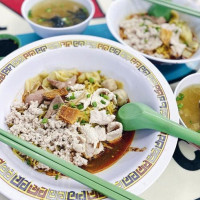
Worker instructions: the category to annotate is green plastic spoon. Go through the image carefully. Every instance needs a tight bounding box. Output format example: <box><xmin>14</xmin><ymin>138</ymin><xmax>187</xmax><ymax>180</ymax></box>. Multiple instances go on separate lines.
<box><xmin>117</xmin><ymin>102</ymin><xmax>200</xmax><ymax>146</ymax></box>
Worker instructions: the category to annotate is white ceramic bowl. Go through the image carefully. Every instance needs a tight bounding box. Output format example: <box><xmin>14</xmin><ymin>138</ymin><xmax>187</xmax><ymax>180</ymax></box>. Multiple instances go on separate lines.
<box><xmin>174</xmin><ymin>72</ymin><xmax>200</xmax><ymax>149</ymax></box>
<box><xmin>0</xmin><ymin>35</ymin><xmax>178</xmax><ymax>200</ymax></box>
<box><xmin>21</xmin><ymin>0</ymin><xmax>95</xmax><ymax>38</ymax></box>
<box><xmin>174</xmin><ymin>73</ymin><xmax>200</xmax><ymax>126</ymax></box>
<box><xmin>106</xmin><ymin>0</ymin><xmax>200</xmax><ymax>65</ymax></box>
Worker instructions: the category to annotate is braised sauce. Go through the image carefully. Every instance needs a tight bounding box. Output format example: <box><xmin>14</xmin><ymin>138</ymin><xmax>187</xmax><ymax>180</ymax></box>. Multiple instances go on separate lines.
<box><xmin>82</xmin><ymin>131</ymin><xmax>135</xmax><ymax>173</ymax></box>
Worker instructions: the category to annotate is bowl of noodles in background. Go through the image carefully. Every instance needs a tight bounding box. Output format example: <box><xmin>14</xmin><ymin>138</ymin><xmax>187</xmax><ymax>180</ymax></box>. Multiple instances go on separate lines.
<box><xmin>106</xmin><ymin>0</ymin><xmax>200</xmax><ymax>67</ymax></box>
<box><xmin>0</xmin><ymin>35</ymin><xmax>178</xmax><ymax>200</ymax></box>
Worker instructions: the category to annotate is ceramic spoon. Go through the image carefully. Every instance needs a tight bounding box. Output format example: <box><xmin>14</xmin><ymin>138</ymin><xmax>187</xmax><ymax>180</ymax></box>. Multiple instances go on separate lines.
<box><xmin>117</xmin><ymin>102</ymin><xmax>200</xmax><ymax>146</ymax></box>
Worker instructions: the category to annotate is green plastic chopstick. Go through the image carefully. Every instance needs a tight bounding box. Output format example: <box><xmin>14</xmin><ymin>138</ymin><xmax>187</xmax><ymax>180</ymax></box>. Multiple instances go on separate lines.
<box><xmin>145</xmin><ymin>0</ymin><xmax>200</xmax><ymax>17</ymax></box>
<box><xmin>0</xmin><ymin>128</ymin><xmax>143</xmax><ymax>200</ymax></box>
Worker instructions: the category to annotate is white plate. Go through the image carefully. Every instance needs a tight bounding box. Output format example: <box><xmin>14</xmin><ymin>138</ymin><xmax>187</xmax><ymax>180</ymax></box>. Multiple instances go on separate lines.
<box><xmin>0</xmin><ymin>35</ymin><xmax>178</xmax><ymax>200</ymax></box>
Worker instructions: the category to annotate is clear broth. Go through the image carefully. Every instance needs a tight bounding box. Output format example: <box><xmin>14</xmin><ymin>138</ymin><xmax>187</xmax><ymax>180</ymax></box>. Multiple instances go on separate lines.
<box><xmin>28</xmin><ymin>0</ymin><xmax>89</xmax><ymax>28</ymax></box>
<box><xmin>177</xmin><ymin>84</ymin><xmax>200</xmax><ymax>131</ymax></box>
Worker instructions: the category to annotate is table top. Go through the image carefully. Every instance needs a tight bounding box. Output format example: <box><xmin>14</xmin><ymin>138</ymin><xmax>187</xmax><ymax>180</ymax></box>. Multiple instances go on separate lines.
<box><xmin>0</xmin><ymin>1</ymin><xmax>200</xmax><ymax>200</ymax></box>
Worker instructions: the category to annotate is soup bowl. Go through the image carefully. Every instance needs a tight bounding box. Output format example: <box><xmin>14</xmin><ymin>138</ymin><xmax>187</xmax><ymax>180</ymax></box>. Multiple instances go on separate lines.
<box><xmin>106</xmin><ymin>0</ymin><xmax>200</xmax><ymax>66</ymax></box>
<box><xmin>0</xmin><ymin>35</ymin><xmax>178</xmax><ymax>200</ymax></box>
<box><xmin>21</xmin><ymin>0</ymin><xmax>95</xmax><ymax>38</ymax></box>
<box><xmin>174</xmin><ymin>72</ymin><xmax>200</xmax><ymax>149</ymax></box>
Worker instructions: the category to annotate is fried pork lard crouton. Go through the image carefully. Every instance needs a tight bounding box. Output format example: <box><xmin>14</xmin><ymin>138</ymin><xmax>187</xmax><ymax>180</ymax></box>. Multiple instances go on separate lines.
<box><xmin>43</xmin><ymin>88</ymin><xmax>68</xmax><ymax>100</ymax></box>
<box><xmin>57</xmin><ymin>106</ymin><xmax>81</xmax><ymax>124</ymax></box>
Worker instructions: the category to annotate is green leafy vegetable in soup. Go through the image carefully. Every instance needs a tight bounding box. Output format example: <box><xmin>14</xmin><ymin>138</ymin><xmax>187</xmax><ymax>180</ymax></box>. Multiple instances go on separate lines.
<box><xmin>28</xmin><ymin>0</ymin><xmax>89</xmax><ymax>28</ymax></box>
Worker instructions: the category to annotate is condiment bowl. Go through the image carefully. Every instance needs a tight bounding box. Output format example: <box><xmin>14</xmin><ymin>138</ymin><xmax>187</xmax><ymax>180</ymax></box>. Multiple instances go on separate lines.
<box><xmin>21</xmin><ymin>0</ymin><xmax>95</xmax><ymax>38</ymax></box>
<box><xmin>0</xmin><ymin>35</ymin><xmax>178</xmax><ymax>199</ymax></box>
<box><xmin>106</xmin><ymin>0</ymin><xmax>200</xmax><ymax>65</ymax></box>
<box><xmin>174</xmin><ymin>72</ymin><xmax>200</xmax><ymax>149</ymax></box>
<box><xmin>0</xmin><ymin>34</ymin><xmax>20</xmax><ymax>61</ymax></box>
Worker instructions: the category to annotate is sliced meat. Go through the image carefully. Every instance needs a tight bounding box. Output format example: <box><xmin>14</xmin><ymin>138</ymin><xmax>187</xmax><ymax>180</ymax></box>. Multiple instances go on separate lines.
<box><xmin>89</xmin><ymin>109</ymin><xmax>115</xmax><ymax>125</ymax></box>
<box><xmin>91</xmin><ymin>88</ymin><xmax>117</xmax><ymax>110</ymax></box>
<box><xmin>43</xmin><ymin>88</ymin><xmax>68</xmax><ymax>100</ymax></box>
<box><xmin>25</xmin><ymin>89</ymin><xmax>45</xmax><ymax>105</ymax></box>
<box><xmin>44</xmin><ymin>95</ymin><xmax>64</xmax><ymax>119</ymax></box>
<box><xmin>95</xmin><ymin>125</ymin><xmax>106</xmax><ymax>141</ymax></box>
<box><xmin>47</xmin><ymin>75</ymin><xmax>77</xmax><ymax>89</ymax></box>
<box><xmin>107</xmin><ymin>122</ymin><xmax>123</xmax><ymax>142</ymax></box>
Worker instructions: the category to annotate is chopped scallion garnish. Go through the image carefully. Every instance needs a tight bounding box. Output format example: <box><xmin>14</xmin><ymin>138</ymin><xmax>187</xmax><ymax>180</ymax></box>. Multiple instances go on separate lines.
<box><xmin>101</xmin><ymin>100</ymin><xmax>106</xmax><ymax>104</ymax></box>
<box><xmin>27</xmin><ymin>159</ymin><xmax>31</xmax><ymax>166</ymax></box>
<box><xmin>178</xmin><ymin>103</ymin><xmax>183</xmax><ymax>110</ymax></box>
<box><xmin>77</xmin><ymin>103</ymin><xmax>84</xmax><ymax>110</ymax></box>
<box><xmin>28</xmin><ymin>10</ymin><xmax>32</xmax><ymax>18</ymax></box>
<box><xmin>70</xmin><ymin>93</ymin><xmax>76</xmax><ymax>100</ymax></box>
<box><xmin>53</xmin><ymin>104</ymin><xmax>59</xmax><ymax>110</ymax></box>
<box><xmin>70</xmin><ymin>102</ymin><xmax>76</xmax><ymax>108</ymax></box>
<box><xmin>89</xmin><ymin>77</ymin><xmax>94</xmax><ymax>83</ymax></box>
<box><xmin>42</xmin><ymin>118</ymin><xmax>48</xmax><ymax>124</ymax></box>
<box><xmin>92</xmin><ymin>102</ymin><xmax>97</xmax><ymax>107</ymax></box>
<box><xmin>103</xmin><ymin>95</ymin><xmax>109</xmax><ymax>100</ymax></box>
<box><xmin>46</xmin><ymin>8</ymin><xmax>52</xmax><ymax>13</ymax></box>
<box><xmin>55</xmin><ymin>174</ymin><xmax>59</xmax><ymax>180</ymax></box>
<box><xmin>66</xmin><ymin>87</ymin><xmax>71</xmax><ymax>91</ymax></box>
<box><xmin>80</xmin><ymin>119</ymin><xmax>87</xmax><ymax>125</ymax></box>
<box><xmin>176</xmin><ymin>93</ymin><xmax>184</xmax><ymax>101</ymax></box>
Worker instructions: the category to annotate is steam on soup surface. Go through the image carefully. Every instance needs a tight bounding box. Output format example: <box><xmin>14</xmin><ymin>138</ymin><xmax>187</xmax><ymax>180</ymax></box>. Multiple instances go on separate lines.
<box><xmin>28</xmin><ymin>0</ymin><xmax>89</xmax><ymax>28</ymax></box>
<box><xmin>176</xmin><ymin>85</ymin><xmax>200</xmax><ymax>131</ymax></box>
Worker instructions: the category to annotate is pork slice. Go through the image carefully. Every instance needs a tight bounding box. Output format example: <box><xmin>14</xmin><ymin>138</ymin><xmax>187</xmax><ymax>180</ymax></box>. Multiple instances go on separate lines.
<box><xmin>25</xmin><ymin>89</ymin><xmax>45</xmax><ymax>105</ymax></box>
<box><xmin>47</xmin><ymin>75</ymin><xmax>77</xmax><ymax>89</ymax></box>
<box><xmin>44</xmin><ymin>95</ymin><xmax>64</xmax><ymax>118</ymax></box>
<box><xmin>89</xmin><ymin>110</ymin><xmax>115</xmax><ymax>125</ymax></box>
<box><xmin>106</xmin><ymin>122</ymin><xmax>123</xmax><ymax>142</ymax></box>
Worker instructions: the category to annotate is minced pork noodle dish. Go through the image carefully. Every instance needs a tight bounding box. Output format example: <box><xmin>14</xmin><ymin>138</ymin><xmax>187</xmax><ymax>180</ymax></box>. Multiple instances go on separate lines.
<box><xmin>6</xmin><ymin>69</ymin><xmax>136</xmax><ymax>177</ymax></box>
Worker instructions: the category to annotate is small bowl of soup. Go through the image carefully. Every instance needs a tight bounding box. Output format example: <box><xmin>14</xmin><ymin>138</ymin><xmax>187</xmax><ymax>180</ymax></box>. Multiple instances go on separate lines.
<box><xmin>21</xmin><ymin>0</ymin><xmax>95</xmax><ymax>38</ymax></box>
<box><xmin>174</xmin><ymin>73</ymin><xmax>200</xmax><ymax>149</ymax></box>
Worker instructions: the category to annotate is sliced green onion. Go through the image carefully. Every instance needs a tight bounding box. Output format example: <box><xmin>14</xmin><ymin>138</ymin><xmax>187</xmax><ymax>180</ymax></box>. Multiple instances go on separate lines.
<box><xmin>53</xmin><ymin>104</ymin><xmax>59</xmax><ymax>110</ymax></box>
<box><xmin>70</xmin><ymin>102</ymin><xmax>76</xmax><ymax>108</ymax></box>
<box><xmin>28</xmin><ymin>10</ymin><xmax>32</xmax><ymax>18</ymax></box>
<box><xmin>103</xmin><ymin>95</ymin><xmax>109</xmax><ymax>100</ymax></box>
<box><xmin>26</xmin><ymin>159</ymin><xmax>31</xmax><ymax>166</ymax></box>
<box><xmin>101</xmin><ymin>100</ymin><xmax>106</xmax><ymax>105</ymax></box>
<box><xmin>77</xmin><ymin>103</ymin><xmax>84</xmax><ymax>110</ymax></box>
<box><xmin>66</xmin><ymin>87</ymin><xmax>71</xmax><ymax>91</ymax></box>
<box><xmin>89</xmin><ymin>77</ymin><xmax>94</xmax><ymax>83</ymax></box>
<box><xmin>42</xmin><ymin>118</ymin><xmax>48</xmax><ymax>124</ymax></box>
<box><xmin>155</xmin><ymin>27</ymin><xmax>161</xmax><ymax>31</ymax></box>
<box><xmin>87</xmin><ymin>94</ymin><xmax>91</xmax><ymax>98</ymax></box>
<box><xmin>176</xmin><ymin>93</ymin><xmax>184</xmax><ymax>101</ymax></box>
<box><xmin>38</xmin><ymin>18</ymin><xmax>46</xmax><ymax>23</ymax></box>
<box><xmin>178</xmin><ymin>103</ymin><xmax>183</xmax><ymax>110</ymax></box>
<box><xmin>70</xmin><ymin>93</ymin><xmax>76</xmax><ymax>100</ymax></box>
<box><xmin>82</xmin><ymin>7</ymin><xmax>88</xmax><ymax>14</ymax></box>
<box><xmin>46</xmin><ymin>8</ymin><xmax>52</xmax><ymax>13</ymax></box>
<box><xmin>55</xmin><ymin>174</ymin><xmax>59</xmax><ymax>180</ymax></box>
<box><xmin>80</xmin><ymin>119</ymin><xmax>87</xmax><ymax>125</ymax></box>
<box><xmin>92</xmin><ymin>102</ymin><xmax>97</xmax><ymax>107</ymax></box>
